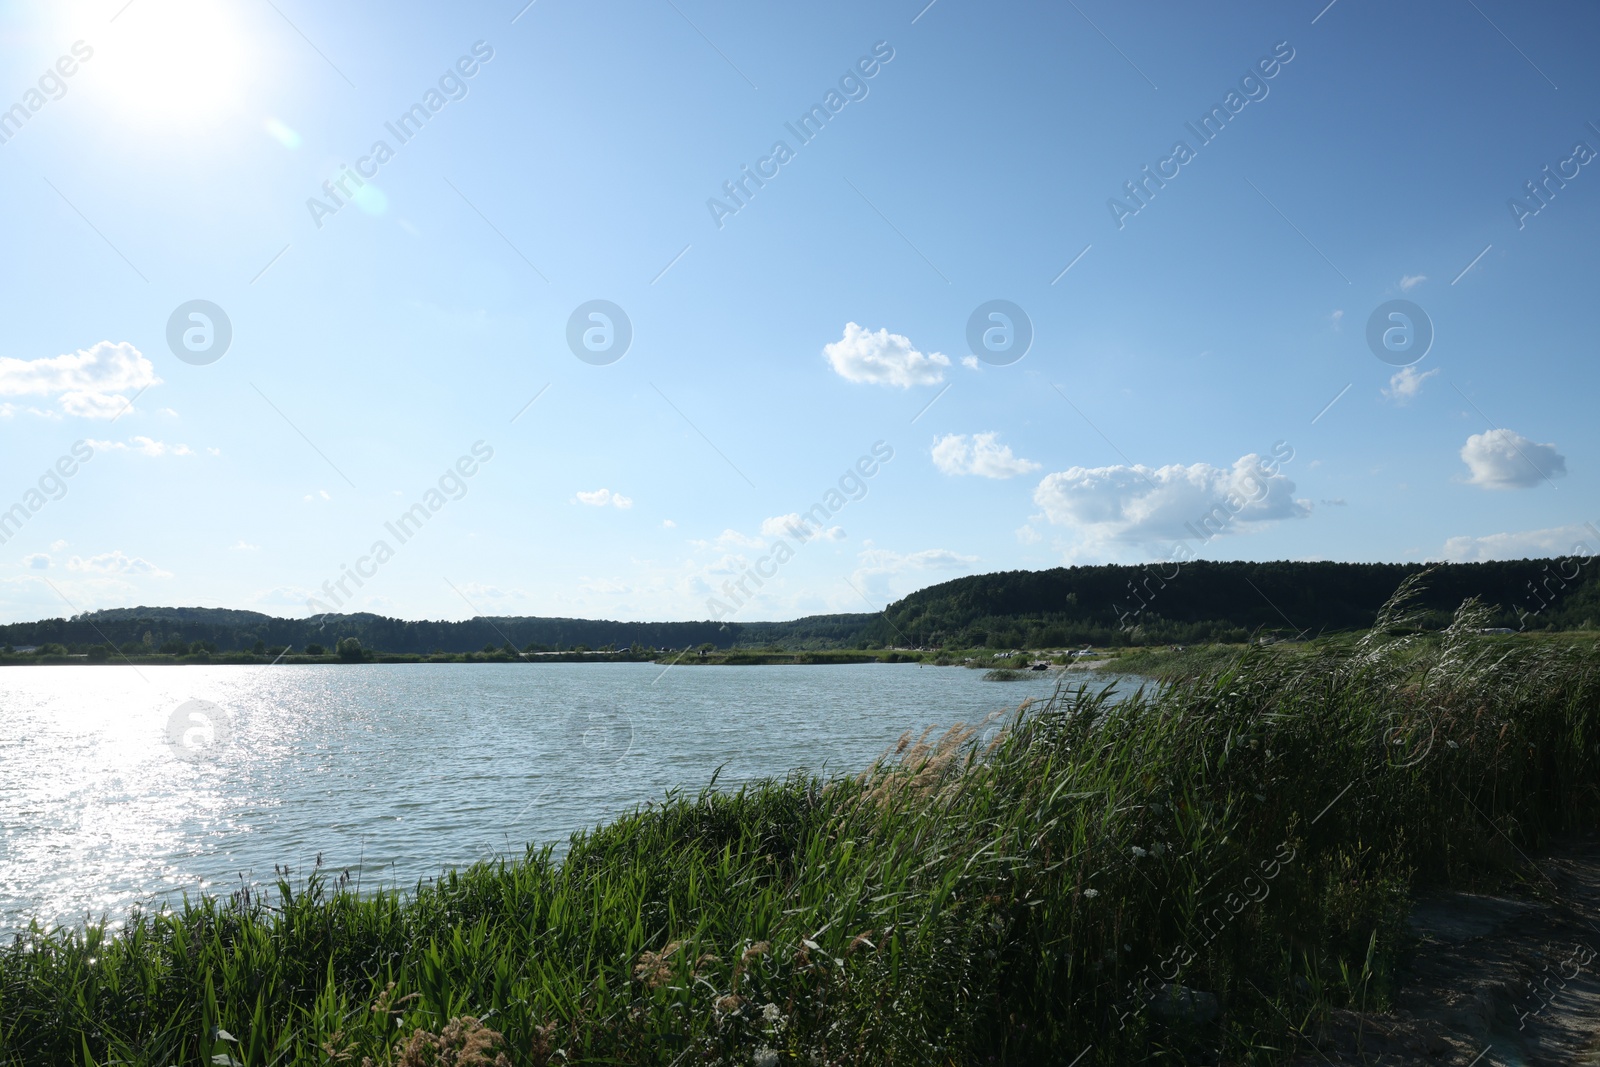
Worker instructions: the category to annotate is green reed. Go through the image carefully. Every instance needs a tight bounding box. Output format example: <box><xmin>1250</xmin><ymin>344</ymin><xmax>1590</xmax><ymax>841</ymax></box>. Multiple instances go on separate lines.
<box><xmin>3</xmin><ymin>582</ymin><xmax>1598</xmax><ymax>1065</ymax></box>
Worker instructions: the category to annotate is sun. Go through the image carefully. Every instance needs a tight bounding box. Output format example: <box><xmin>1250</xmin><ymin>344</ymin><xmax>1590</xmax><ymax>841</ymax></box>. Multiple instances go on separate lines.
<box><xmin>94</xmin><ymin>0</ymin><xmax>252</xmax><ymax>125</ymax></box>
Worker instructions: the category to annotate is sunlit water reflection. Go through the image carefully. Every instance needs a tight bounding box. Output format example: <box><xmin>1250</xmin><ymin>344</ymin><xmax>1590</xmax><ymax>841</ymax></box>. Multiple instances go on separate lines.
<box><xmin>0</xmin><ymin>662</ymin><xmax>1146</xmax><ymax>936</ymax></box>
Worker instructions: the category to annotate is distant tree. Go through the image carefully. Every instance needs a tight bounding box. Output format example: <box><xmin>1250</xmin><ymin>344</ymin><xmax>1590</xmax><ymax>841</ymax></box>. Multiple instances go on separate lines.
<box><xmin>304</xmin><ymin>643</ymin><xmax>326</xmax><ymax>656</ymax></box>
<box><xmin>159</xmin><ymin>639</ymin><xmax>187</xmax><ymax>655</ymax></box>
<box><xmin>1</xmin><ymin>645</ymin><xmax>12</xmax><ymax>655</ymax></box>
<box><xmin>251</xmin><ymin>640</ymin><xmax>267</xmax><ymax>655</ymax></box>
<box><xmin>86</xmin><ymin>645</ymin><xmax>111</xmax><ymax>662</ymax></box>
<box><xmin>38</xmin><ymin>643</ymin><xmax>67</xmax><ymax>656</ymax></box>
<box><xmin>336</xmin><ymin>638</ymin><xmax>364</xmax><ymax>662</ymax></box>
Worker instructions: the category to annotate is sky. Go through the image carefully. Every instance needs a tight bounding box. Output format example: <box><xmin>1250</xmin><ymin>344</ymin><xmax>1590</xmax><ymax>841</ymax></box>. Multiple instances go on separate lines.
<box><xmin>0</xmin><ymin>0</ymin><xmax>1597</xmax><ymax>626</ymax></box>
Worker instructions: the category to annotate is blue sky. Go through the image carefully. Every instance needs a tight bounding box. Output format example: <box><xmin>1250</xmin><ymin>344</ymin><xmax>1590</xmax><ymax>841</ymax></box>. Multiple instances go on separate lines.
<box><xmin>1</xmin><ymin>0</ymin><xmax>1597</xmax><ymax>625</ymax></box>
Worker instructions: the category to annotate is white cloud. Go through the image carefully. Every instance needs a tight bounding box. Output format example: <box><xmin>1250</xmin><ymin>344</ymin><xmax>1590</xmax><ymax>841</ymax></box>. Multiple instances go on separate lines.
<box><xmin>1399</xmin><ymin>274</ymin><xmax>1427</xmax><ymax>292</ymax></box>
<box><xmin>713</xmin><ymin>528</ymin><xmax>766</xmax><ymax>549</ymax></box>
<box><xmin>459</xmin><ymin>581</ymin><xmax>526</xmax><ymax>604</ymax></box>
<box><xmin>1441</xmin><ymin>523</ymin><xmax>1597</xmax><ymax>562</ymax></box>
<box><xmin>256</xmin><ymin>586</ymin><xmax>314</xmax><ymax>608</ymax></box>
<box><xmin>931</xmin><ymin>432</ymin><xmax>1040</xmax><ymax>479</ymax></box>
<box><xmin>852</xmin><ymin>546</ymin><xmax>980</xmax><ymax>597</ymax></box>
<box><xmin>1382</xmin><ymin>365</ymin><xmax>1439</xmax><ymax>403</ymax></box>
<box><xmin>855</xmin><ymin>547</ymin><xmax>978</xmax><ymax>574</ymax></box>
<box><xmin>822</xmin><ymin>323</ymin><xmax>949</xmax><ymax>388</ymax></box>
<box><xmin>1015</xmin><ymin>524</ymin><xmax>1041</xmax><ymax>545</ymax></box>
<box><xmin>304</xmin><ymin>490</ymin><xmax>331</xmax><ymax>502</ymax></box>
<box><xmin>50</xmin><ymin>540</ymin><xmax>67</xmax><ymax>551</ymax></box>
<box><xmin>230</xmin><ymin>540</ymin><xmax>260</xmax><ymax>551</ymax></box>
<box><xmin>661</xmin><ymin>519</ymin><xmax>677</xmax><ymax>529</ymax></box>
<box><xmin>24</xmin><ymin>553</ymin><xmax>50</xmax><ymax>569</ymax></box>
<box><xmin>761</xmin><ymin>514</ymin><xmax>844</xmax><ymax>542</ymax></box>
<box><xmin>1032</xmin><ymin>454</ymin><xmax>1310</xmax><ymax>546</ymax></box>
<box><xmin>85</xmin><ymin>436</ymin><xmax>193</xmax><ymax>456</ymax></box>
<box><xmin>66</xmin><ymin>551</ymin><xmax>172</xmax><ymax>577</ymax></box>
<box><xmin>578</xmin><ymin>577</ymin><xmax>632</xmax><ymax>596</ymax></box>
<box><xmin>0</xmin><ymin>341</ymin><xmax>160</xmax><ymax>419</ymax></box>
<box><xmin>61</xmin><ymin>392</ymin><xmax>134</xmax><ymax>419</ymax></box>
<box><xmin>961</xmin><ymin>355</ymin><xmax>981</xmax><ymax>370</ymax></box>
<box><xmin>1330</xmin><ymin>310</ymin><xmax>1344</xmax><ymax>330</ymax></box>
<box><xmin>576</xmin><ymin>488</ymin><xmax>632</xmax><ymax>508</ymax></box>
<box><xmin>699</xmin><ymin>519</ymin><xmax>846</xmax><ymax>553</ymax></box>
<box><xmin>759</xmin><ymin>515</ymin><xmax>803</xmax><ymax>540</ymax></box>
<box><xmin>1460</xmin><ymin>429</ymin><xmax>1566</xmax><ymax>489</ymax></box>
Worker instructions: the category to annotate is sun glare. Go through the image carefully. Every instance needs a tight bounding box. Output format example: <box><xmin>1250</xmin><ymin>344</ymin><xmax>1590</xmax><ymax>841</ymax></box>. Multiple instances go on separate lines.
<box><xmin>95</xmin><ymin>0</ymin><xmax>251</xmax><ymax>124</ymax></box>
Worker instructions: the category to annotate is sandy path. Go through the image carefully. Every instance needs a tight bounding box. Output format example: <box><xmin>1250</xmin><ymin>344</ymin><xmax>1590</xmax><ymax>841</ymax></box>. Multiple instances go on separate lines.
<box><xmin>1290</xmin><ymin>831</ymin><xmax>1600</xmax><ymax>1066</ymax></box>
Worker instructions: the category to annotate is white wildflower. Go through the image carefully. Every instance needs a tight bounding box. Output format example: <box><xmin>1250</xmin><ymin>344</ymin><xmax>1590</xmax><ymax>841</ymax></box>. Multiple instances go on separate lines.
<box><xmin>1131</xmin><ymin>846</ymin><xmax>1148</xmax><ymax>859</ymax></box>
<box><xmin>762</xmin><ymin>1002</ymin><xmax>785</xmax><ymax>1032</ymax></box>
<box><xmin>1083</xmin><ymin>888</ymin><xmax>1100</xmax><ymax>899</ymax></box>
<box><xmin>754</xmin><ymin>1048</ymin><xmax>780</xmax><ymax>1067</ymax></box>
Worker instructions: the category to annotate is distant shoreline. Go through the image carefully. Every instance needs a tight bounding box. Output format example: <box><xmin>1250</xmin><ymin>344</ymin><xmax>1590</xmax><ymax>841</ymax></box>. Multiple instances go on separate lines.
<box><xmin>0</xmin><ymin>648</ymin><xmax>1107</xmax><ymax>668</ymax></box>
<box><xmin>0</xmin><ymin>650</ymin><xmax>658</xmax><ymax>667</ymax></box>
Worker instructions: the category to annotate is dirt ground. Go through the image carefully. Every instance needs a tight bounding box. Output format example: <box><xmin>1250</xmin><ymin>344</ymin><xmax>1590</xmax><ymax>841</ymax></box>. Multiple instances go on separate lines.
<box><xmin>1289</xmin><ymin>831</ymin><xmax>1600</xmax><ymax>1066</ymax></box>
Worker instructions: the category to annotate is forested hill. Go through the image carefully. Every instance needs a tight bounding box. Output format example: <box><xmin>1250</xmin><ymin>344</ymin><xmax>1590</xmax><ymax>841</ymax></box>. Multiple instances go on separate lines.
<box><xmin>3</xmin><ymin>558</ymin><xmax>1594</xmax><ymax>654</ymax></box>
<box><xmin>865</xmin><ymin>558</ymin><xmax>1599</xmax><ymax>648</ymax></box>
<box><xmin>0</xmin><ymin>607</ymin><xmax>873</xmax><ymax>655</ymax></box>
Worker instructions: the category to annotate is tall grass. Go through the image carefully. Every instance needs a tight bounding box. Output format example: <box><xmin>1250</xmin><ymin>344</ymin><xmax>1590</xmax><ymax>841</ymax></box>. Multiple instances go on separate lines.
<box><xmin>4</xmin><ymin>586</ymin><xmax>1598</xmax><ymax>1065</ymax></box>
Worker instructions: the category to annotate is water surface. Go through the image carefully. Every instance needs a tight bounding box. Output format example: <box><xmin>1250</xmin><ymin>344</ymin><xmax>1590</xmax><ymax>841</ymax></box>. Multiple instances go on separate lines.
<box><xmin>0</xmin><ymin>662</ymin><xmax>1143</xmax><ymax>935</ymax></box>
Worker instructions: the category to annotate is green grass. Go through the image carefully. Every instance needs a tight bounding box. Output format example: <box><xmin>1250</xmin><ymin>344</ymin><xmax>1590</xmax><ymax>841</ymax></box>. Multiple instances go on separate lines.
<box><xmin>1094</xmin><ymin>643</ymin><xmax>1253</xmax><ymax>682</ymax></box>
<box><xmin>4</xmin><ymin>581</ymin><xmax>1599</xmax><ymax>1065</ymax></box>
<box><xmin>652</xmin><ymin>649</ymin><xmax>924</xmax><ymax>666</ymax></box>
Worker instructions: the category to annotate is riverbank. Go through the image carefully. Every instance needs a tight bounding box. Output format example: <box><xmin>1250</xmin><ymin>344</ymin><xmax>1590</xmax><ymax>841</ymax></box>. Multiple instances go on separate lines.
<box><xmin>0</xmin><ymin>649</ymin><xmax>922</xmax><ymax>667</ymax></box>
<box><xmin>5</xmin><ymin>587</ymin><xmax>1599</xmax><ymax>1064</ymax></box>
<box><xmin>0</xmin><ymin>648</ymin><xmax>667</xmax><ymax>666</ymax></box>
<box><xmin>1095</xmin><ymin>629</ymin><xmax>1600</xmax><ymax>682</ymax></box>
<box><xmin>0</xmin><ymin>647</ymin><xmax>1050</xmax><ymax>668</ymax></box>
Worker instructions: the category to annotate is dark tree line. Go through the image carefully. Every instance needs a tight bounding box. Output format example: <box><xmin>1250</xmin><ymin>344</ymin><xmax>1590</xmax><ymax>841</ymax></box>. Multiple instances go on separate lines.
<box><xmin>0</xmin><ymin>606</ymin><xmax>874</xmax><ymax>655</ymax></box>
<box><xmin>864</xmin><ymin>558</ymin><xmax>1600</xmax><ymax>648</ymax></box>
<box><xmin>4</xmin><ymin>558</ymin><xmax>1595</xmax><ymax>655</ymax></box>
